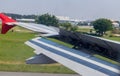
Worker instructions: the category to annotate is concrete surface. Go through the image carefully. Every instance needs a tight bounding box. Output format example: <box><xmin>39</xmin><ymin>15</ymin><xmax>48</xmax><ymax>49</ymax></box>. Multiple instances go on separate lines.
<box><xmin>0</xmin><ymin>72</ymin><xmax>80</xmax><ymax>76</ymax></box>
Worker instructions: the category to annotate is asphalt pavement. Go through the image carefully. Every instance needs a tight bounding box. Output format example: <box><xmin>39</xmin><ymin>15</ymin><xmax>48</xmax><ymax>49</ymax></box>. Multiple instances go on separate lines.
<box><xmin>0</xmin><ymin>72</ymin><xmax>80</xmax><ymax>76</ymax></box>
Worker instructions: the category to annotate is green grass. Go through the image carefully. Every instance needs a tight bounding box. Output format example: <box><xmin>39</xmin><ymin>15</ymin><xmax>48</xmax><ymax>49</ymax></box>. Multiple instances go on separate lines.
<box><xmin>0</xmin><ymin>32</ymin><xmax>75</xmax><ymax>74</ymax></box>
<box><xmin>0</xmin><ymin>32</ymin><xmax>35</xmax><ymax>62</ymax></box>
<box><xmin>77</xmin><ymin>27</ymin><xmax>93</xmax><ymax>33</ymax></box>
<box><xmin>94</xmin><ymin>55</ymin><xmax>120</xmax><ymax>66</ymax></box>
<box><xmin>0</xmin><ymin>64</ymin><xmax>74</xmax><ymax>74</ymax></box>
<box><xmin>103</xmin><ymin>36</ymin><xmax>120</xmax><ymax>42</ymax></box>
<box><xmin>47</xmin><ymin>38</ymin><xmax>73</xmax><ymax>48</ymax></box>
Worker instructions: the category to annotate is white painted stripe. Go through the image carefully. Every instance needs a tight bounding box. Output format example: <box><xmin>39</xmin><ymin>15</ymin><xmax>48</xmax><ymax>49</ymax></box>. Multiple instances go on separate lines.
<box><xmin>32</xmin><ymin>38</ymin><xmax>120</xmax><ymax>74</ymax></box>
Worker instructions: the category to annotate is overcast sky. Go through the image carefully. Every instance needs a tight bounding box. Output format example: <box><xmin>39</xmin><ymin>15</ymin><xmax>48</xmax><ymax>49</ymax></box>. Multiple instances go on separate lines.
<box><xmin>0</xmin><ymin>0</ymin><xmax>120</xmax><ymax>20</ymax></box>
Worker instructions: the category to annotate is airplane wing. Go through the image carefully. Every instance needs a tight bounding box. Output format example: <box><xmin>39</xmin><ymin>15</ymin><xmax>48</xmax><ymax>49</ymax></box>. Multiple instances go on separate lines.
<box><xmin>25</xmin><ymin>37</ymin><xmax>120</xmax><ymax>76</ymax></box>
<box><xmin>11</xmin><ymin>22</ymin><xmax>59</xmax><ymax>36</ymax></box>
<box><xmin>0</xmin><ymin>13</ymin><xmax>59</xmax><ymax>36</ymax></box>
<box><xmin>0</xmin><ymin>13</ymin><xmax>120</xmax><ymax>76</ymax></box>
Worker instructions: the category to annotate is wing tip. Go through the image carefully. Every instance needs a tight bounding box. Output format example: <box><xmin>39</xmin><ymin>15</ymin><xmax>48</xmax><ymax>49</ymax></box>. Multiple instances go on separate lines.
<box><xmin>0</xmin><ymin>13</ymin><xmax>16</xmax><ymax>34</ymax></box>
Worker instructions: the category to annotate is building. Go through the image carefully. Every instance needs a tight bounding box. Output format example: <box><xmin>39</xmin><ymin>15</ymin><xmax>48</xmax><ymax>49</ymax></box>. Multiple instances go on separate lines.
<box><xmin>56</xmin><ymin>16</ymin><xmax>80</xmax><ymax>25</ymax></box>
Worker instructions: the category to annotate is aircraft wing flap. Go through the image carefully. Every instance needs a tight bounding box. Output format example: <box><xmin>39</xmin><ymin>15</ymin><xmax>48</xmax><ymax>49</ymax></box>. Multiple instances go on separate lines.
<box><xmin>12</xmin><ymin>22</ymin><xmax>59</xmax><ymax>36</ymax></box>
<box><xmin>25</xmin><ymin>37</ymin><xmax>120</xmax><ymax>76</ymax></box>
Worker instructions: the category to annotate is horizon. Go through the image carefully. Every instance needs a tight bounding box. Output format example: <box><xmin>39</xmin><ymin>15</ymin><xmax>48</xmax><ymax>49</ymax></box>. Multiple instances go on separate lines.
<box><xmin>0</xmin><ymin>0</ymin><xmax>120</xmax><ymax>20</ymax></box>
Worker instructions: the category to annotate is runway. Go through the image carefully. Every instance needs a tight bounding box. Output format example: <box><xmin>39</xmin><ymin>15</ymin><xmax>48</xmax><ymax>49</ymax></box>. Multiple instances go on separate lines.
<box><xmin>0</xmin><ymin>72</ymin><xmax>80</xmax><ymax>76</ymax></box>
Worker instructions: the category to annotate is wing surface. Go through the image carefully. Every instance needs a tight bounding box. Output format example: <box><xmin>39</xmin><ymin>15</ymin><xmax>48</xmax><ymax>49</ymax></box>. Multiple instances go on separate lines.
<box><xmin>11</xmin><ymin>22</ymin><xmax>59</xmax><ymax>36</ymax></box>
<box><xmin>26</xmin><ymin>37</ymin><xmax>120</xmax><ymax>76</ymax></box>
<box><xmin>0</xmin><ymin>13</ymin><xmax>59</xmax><ymax>36</ymax></box>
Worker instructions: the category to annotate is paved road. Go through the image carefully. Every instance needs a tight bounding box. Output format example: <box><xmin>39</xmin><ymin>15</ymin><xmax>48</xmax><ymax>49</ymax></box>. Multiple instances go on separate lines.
<box><xmin>0</xmin><ymin>72</ymin><xmax>80</xmax><ymax>76</ymax></box>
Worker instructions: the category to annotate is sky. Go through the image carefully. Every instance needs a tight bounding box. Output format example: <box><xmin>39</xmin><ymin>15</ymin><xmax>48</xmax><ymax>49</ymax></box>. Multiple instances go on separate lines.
<box><xmin>0</xmin><ymin>0</ymin><xmax>120</xmax><ymax>20</ymax></box>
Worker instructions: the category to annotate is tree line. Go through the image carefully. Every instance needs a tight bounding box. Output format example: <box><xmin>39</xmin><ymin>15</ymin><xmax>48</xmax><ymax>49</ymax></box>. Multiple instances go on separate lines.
<box><xmin>4</xmin><ymin>13</ymin><xmax>37</xmax><ymax>19</ymax></box>
<box><xmin>36</xmin><ymin>13</ymin><xmax>115</xmax><ymax>36</ymax></box>
<box><xmin>36</xmin><ymin>13</ymin><xmax>79</xmax><ymax>32</ymax></box>
<box><xmin>4</xmin><ymin>13</ymin><xmax>116</xmax><ymax>36</ymax></box>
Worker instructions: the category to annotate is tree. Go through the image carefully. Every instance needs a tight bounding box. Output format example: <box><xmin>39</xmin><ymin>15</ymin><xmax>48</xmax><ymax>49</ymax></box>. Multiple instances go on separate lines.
<box><xmin>70</xmin><ymin>26</ymin><xmax>78</xmax><ymax>32</ymax></box>
<box><xmin>92</xmin><ymin>18</ymin><xmax>113</xmax><ymax>36</ymax></box>
<box><xmin>36</xmin><ymin>13</ymin><xmax>58</xmax><ymax>27</ymax></box>
<box><xmin>59</xmin><ymin>22</ymin><xmax>72</xmax><ymax>31</ymax></box>
<box><xmin>59</xmin><ymin>22</ymin><xmax>78</xmax><ymax>31</ymax></box>
<box><xmin>5</xmin><ymin>13</ymin><xmax>37</xmax><ymax>19</ymax></box>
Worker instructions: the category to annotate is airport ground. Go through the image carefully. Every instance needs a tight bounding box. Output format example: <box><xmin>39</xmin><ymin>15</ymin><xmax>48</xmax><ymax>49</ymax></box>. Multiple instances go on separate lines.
<box><xmin>0</xmin><ymin>31</ymin><xmax>75</xmax><ymax>74</ymax></box>
<box><xmin>0</xmin><ymin>72</ymin><xmax>80</xmax><ymax>76</ymax></box>
<box><xmin>0</xmin><ymin>26</ymin><xmax>120</xmax><ymax>74</ymax></box>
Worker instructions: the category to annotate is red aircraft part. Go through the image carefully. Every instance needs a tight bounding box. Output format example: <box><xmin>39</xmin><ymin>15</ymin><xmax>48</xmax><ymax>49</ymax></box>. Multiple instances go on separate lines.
<box><xmin>0</xmin><ymin>13</ymin><xmax>16</xmax><ymax>34</ymax></box>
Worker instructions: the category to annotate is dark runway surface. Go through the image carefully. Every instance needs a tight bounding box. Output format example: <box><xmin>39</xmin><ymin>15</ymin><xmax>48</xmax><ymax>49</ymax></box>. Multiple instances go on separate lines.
<box><xmin>0</xmin><ymin>72</ymin><xmax>80</xmax><ymax>76</ymax></box>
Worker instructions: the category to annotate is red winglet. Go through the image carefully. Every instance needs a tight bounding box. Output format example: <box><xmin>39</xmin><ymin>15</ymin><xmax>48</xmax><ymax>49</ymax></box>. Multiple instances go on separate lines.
<box><xmin>0</xmin><ymin>13</ymin><xmax>16</xmax><ymax>34</ymax></box>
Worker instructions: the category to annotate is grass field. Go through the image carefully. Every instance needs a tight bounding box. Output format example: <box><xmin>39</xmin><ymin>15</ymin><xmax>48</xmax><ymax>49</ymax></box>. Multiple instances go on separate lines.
<box><xmin>94</xmin><ymin>55</ymin><xmax>120</xmax><ymax>66</ymax></box>
<box><xmin>47</xmin><ymin>38</ymin><xmax>73</xmax><ymax>48</ymax></box>
<box><xmin>0</xmin><ymin>32</ymin><xmax>75</xmax><ymax>74</ymax></box>
<box><xmin>77</xmin><ymin>26</ymin><xmax>93</xmax><ymax>33</ymax></box>
<box><xmin>103</xmin><ymin>36</ymin><xmax>120</xmax><ymax>42</ymax></box>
